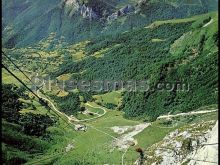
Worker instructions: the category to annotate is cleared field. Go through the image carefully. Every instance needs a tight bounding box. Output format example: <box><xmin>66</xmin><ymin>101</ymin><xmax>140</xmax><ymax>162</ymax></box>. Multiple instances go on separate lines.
<box><xmin>27</xmin><ymin>108</ymin><xmax>218</xmax><ymax>165</ymax></box>
<box><xmin>56</xmin><ymin>74</ymin><xmax>71</xmax><ymax>81</ymax></box>
<box><xmin>93</xmin><ymin>91</ymin><xmax>122</xmax><ymax>105</ymax></box>
<box><xmin>146</xmin><ymin>12</ymin><xmax>217</xmax><ymax>29</ymax></box>
<box><xmin>76</xmin><ymin>113</ymin><xmax>99</xmax><ymax>120</ymax></box>
<box><xmin>86</xmin><ymin>105</ymin><xmax>104</xmax><ymax>114</ymax></box>
<box><xmin>26</xmin><ymin>108</ymin><xmax>142</xmax><ymax>165</ymax></box>
<box><xmin>2</xmin><ymin>69</ymin><xmax>30</xmax><ymax>86</ymax></box>
<box><xmin>10</xmin><ymin>90</ymin><xmax>218</xmax><ymax>165</ymax></box>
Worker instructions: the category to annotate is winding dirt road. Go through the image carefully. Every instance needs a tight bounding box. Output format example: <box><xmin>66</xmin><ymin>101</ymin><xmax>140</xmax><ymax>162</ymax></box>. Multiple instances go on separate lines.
<box><xmin>37</xmin><ymin>90</ymin><xmax>107</xmax><ymax>123</ymax></box>
<box><xmin>77</xmin><ymin>103</ymin><xmax>107</xmax><ymax>122</ymax></box>
<box><xmin>37</xmin><ymin>90</ymin><xmax>218</xmax><ymax>165</ymax></box>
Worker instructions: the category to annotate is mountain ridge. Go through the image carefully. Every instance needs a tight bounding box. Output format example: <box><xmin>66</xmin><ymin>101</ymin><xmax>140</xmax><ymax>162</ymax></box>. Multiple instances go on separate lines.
<box><xmin>2</xmin><ymin>0</ymin><xmax>218</xmax><ymax>163</ymax></box>
<box><xmin>2</xmin><ymin>0</ymin><xmax>218</xmax><ymax>48</ymax></box>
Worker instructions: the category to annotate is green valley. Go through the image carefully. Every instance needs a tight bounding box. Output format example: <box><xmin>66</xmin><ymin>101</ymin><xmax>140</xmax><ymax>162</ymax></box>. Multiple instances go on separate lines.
<box><xmin>2</xmin><ymin>0</ymin><xmax>218</xmax><ymax>165</ymax></box>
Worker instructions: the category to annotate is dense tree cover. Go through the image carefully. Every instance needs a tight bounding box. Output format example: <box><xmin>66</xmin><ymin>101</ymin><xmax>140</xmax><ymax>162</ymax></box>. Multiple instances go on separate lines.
<box><xmin>2</xmin><ymin>84</ymin><xmax>56</xmax><ymax>136</ymax></box>
<box><xmin>2</xmin><ymin>0</ymin><xmax>217</xmax><ymax>47</ymax></box>
<box><xmin>2</xmin><ymin>0</ymin><xmax>103</xmax><ymax>48</ymax></box>
<box><xmin>55</xmin><ymin>22</ymin><xmax>192</xmax><ymax>80</ymax></box>
<box><xmin>78</xmin><ymin>91</ymin><xmax>96</xmax><ymax>102</ymax></box>
<box><xmin>3</xmin><ymin>1</ymin><xmax>218</xmax><ymax>164</ymax></box>
<box><xmin>2</xmin><ymin>84</ymin><xmax>22</xmax><ymax>123</ymax></box>
<box><xmin>2</xmin><ymin>84</ymin><xmax>57</xmax><ymax>164</ymax></box>
<box><xmin>19</xmin><ymin>113</ymin><xmax>55</xmax><ymax>136</ymax></box>
<box><xmin>139</xmin><ymin>1</ymin><xmax>207</xmax><ymax>17</ymax></box>
<box><xmin>2</xmin><ymin>3</ymin><xmax>218</xmax><ymax>122</ymax></box>
<box><xmin>50</xmin><ymin>92</ymin><xmax>81</xmax><ymax>115</ymax></box>
<box><xmin>119</xmin><ymin>15</ymin><xmax>218</xmax><ymax>120</ymax></box>
<box><xmin>103</xmin><ymin>103</ymin><xmax>117</xmax><ymax>110</ymax></box>
<box><xmin>87</xmin><ymin>0</ymin><xmax>217</xmax><ymax>35</ymax></box>
<box><xmin>53</xmin><ymin>13</ymin><xmax>218</xmax><ymax>120</ymax></box>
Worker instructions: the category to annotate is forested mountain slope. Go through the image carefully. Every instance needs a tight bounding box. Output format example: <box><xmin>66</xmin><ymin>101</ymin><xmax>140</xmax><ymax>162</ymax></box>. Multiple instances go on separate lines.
<box><xmin>2</xmin><ymin>0</ymin><xmax>218</xmax><ymax>47</ymax></box>
<box><xmin>52</xmin><ymin>12</ymin><xmax>218</xmax><ymax>120</ymax></box>
<box><xmin>2</xmin><ymin>84</ymin><xmax>57</xmax><ymax>164</ymax></box>
<box><xmin>2</xmin><ymin>1</ymin><xmax>218</xmax><ymax>164</ymax></box>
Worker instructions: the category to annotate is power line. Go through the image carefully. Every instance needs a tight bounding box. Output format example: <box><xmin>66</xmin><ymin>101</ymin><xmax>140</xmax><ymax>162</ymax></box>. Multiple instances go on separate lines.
<box><xmin>7</xmin><ymin>50</ymin><xmax>213</xmax><ymax>164</ymax></box>
<box><xmin>3</xmin><ymin>51</ymin><xmax>32</xmax><ymax>82</ymax></box>
<box><xmin>2</xmin><ymin>51</ymin><xmax>75</xmax><ymax>130</ymax></box>
<box><xmin>2</xmin><ymin>51</ymin><xmax>41</xmax><ymax>90</ymax></box>
<box><xmin>2</xmin><ymin>64</ymin><xmax>74</xmax><ymax>130</ymax></box>
<box><xmin>2</xmin><ymin>51</ymin><xmax>72</xmax><ymax>128</ymax></box>
<box><xmin>6</xmin><ymin>57</ymin><xmax>118</xmax><ymax>137</ymax></box>
<box><xmin>2</xmin><ymin>64</ymin><xmax>42</xmax><ymax>100</ymax></box>
<box><xmin>37</xmin><ymin>91</ymin><xmax>74</xmax><ymax>129</ymax></box>
<box><xmin>4</xmin><ymin>57</ymin><xmax>217</xmax><ymax>164</ymax></box>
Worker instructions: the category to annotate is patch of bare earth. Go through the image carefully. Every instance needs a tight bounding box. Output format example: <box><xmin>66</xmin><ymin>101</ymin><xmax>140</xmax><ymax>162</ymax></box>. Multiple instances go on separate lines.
<box><xmin>111</xmin><ymin>123</ymin><xmax>151</xmax><ymax>151</ymax></box>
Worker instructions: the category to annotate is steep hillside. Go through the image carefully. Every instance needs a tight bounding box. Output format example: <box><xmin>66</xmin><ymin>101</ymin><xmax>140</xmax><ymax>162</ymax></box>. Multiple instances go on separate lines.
<box><xmin>2</xmin><ymin>84</ymin><xmax>56</xmax><ymax>164</ymax></box>
<box><xmin>48</xmin><ymin>12</ymin><xmax>218</xmax><ymax>120</ymax></box>
<box><xmin>2</xmin><ymin>1</ymin><xmax>218</xmax><ymax>164</ymax></box>
<box><xmin>2</xmin><ymin>0</ymin><xmax>218</xmax><ymax>48</ymax></box>
<box><xmin>141</xmin><ymin>119</ymin><xmax>218</xmax><ymax>164</ymax></box>
<box><xmin>120</xmin><ymin>12</ymin><xmax>218</xmax><ymax>120</ymax></box>
<box><xmin>1</xmin><ymin>8</ymin><xmax>218</xmax><ymax>165</ymax></box>
<box><xmin>3</xmin><ymin>11</ymin><xmax>218</xmax><ymax>121</ymax></box>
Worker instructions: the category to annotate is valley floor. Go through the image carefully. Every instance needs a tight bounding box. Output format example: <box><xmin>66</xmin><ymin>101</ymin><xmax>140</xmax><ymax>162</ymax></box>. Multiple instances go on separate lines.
<box><xmin>27</xmin><ymin>91</ymin><xmax>218</xmax><ymax>165</ymax></box>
